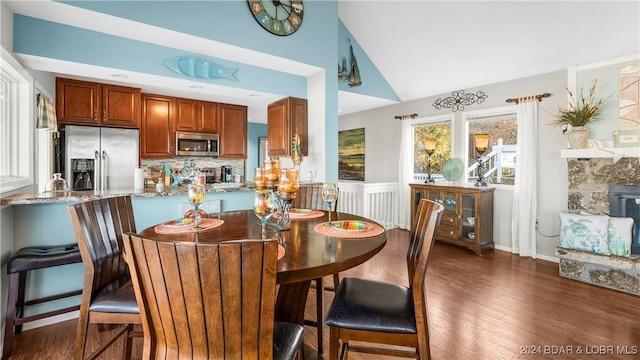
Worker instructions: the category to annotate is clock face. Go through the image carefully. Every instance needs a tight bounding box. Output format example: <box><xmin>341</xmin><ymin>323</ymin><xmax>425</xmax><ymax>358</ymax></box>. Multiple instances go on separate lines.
<box><xmin>248</xmin><ymin>0</ymin><xmax>304</xmax><ymax>36</ymax></box>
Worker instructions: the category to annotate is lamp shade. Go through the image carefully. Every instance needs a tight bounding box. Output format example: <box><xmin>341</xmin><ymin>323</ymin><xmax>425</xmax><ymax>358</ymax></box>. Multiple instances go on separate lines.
<box><xmin>474</xmin><ymin>134</ymin><xmax>489</xmax><ymax>154</ymax></box>
<box><xmin>423</xmin><ymin>137</ymin><xmax>436</xmax><ymax>155</ymax></box>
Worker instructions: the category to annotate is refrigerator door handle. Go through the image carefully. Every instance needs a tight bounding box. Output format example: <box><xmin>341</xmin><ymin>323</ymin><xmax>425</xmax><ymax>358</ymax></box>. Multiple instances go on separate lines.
<box><xmin>94</xmin><ymin>151</ymin><xmax>101</xmax><ymax>191</ymax></box>
<box><xmin>101</xmin><ymin>150</ymin><xmax>107</xmax><ymax>191</ymax></box>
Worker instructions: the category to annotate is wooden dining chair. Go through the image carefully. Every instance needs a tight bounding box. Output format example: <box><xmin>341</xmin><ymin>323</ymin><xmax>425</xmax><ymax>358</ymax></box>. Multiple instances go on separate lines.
<box><xmin>325</xmin><ymin>198</ymin><xmax>444</xmax><ymax>360</ymax></box>
<box><xmin>122</xmin><ymin>235</ymin><xmax>304</xmax><ymax>360</ymax></box>
<box><xmin>68</xmin><ymin>196</ymin><xmax>141</xmax><ymax>360</ymax></box>
<box><xmin>292</xmin><ymin>184</ymin><xmax>340</xmax><ymax>355</ymax></box>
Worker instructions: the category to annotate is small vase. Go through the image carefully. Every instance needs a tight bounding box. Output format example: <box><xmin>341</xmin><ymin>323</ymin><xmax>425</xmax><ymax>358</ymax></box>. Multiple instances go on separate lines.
<box><xmin>567</xmin><ymin>126</ymin><xmax>589</xmax><ymax>149</ymax></box>
<box><xmin>46</xmin><ymin>173</ymin><xmax>68</xmax><ymax>192</ymax></box>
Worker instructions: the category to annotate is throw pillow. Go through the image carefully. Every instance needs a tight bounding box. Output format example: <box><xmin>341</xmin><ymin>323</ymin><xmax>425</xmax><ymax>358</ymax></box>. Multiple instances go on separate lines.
<box><xmin>579</xmin><ymin>212</ymin><xmax>633</xmax><ymax>257</ymax></box>
<box><xmin>559</xmin><ymin>212</ymin><xmax>610</xmax><ymax>255</ymax></box>
<box><xmin>607</xmin><ymin>217</ymin><xmax>633</xmax><ymax>257</ymax></box>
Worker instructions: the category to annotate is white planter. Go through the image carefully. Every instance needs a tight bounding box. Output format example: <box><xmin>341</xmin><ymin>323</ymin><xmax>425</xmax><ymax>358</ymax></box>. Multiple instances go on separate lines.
<box><xmin>567</xmin><ymin>126</ymin><xmax>589</xmax><ymax>149</ymax></box>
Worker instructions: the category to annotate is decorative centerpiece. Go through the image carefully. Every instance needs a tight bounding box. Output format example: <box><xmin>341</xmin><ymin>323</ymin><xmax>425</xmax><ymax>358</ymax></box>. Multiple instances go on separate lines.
<box><xmin>253</xmin><ymin>159</ymin><xmax>300</xmax><ymax>231</ymax></box>
<box><xmin>551</xmin><ymin>79</ymin><xmax>608</xmax><ymax>149</ymax></box>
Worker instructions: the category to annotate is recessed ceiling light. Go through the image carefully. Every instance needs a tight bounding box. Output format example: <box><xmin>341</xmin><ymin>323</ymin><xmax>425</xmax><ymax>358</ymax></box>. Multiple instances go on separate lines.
<box><xmin>189</xmin><ymin>85</ymin><xmax>204</xmax><ymax>89</ymax></box>
<box><xmin>248</xmin><ymin>94</ymin><xmax>259</xmax><ymax>97</ymax></box>
<box><xmin>112</xmin><ymin>74</ymin><xmax>128</xmax><ymax>79</ymax></box>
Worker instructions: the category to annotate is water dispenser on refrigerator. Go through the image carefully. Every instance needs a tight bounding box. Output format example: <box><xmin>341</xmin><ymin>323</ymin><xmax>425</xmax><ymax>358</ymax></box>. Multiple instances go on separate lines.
<box><xmin>70</xmin><ymin>159</ymin><xmax>94</xmax><ymax>190</ymax></box>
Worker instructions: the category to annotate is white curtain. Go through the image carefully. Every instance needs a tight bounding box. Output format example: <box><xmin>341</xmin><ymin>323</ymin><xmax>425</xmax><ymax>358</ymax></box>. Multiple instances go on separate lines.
<box><xmin>398</xmin><ymin>120</ymin><xmax>413</xmax><ymax>230</ymax></box>
<box><xmin>511</xmin><ymin>100</ymin><xmax>538</xmax><ymax>257</ymax></box>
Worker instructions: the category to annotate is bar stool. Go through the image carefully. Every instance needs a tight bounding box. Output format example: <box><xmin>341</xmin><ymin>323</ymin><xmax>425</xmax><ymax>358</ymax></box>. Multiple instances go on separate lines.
<box><xmin>2</xmin><ymin>243</ymin><xmax>83</xmax><ymax>360</ymax></box>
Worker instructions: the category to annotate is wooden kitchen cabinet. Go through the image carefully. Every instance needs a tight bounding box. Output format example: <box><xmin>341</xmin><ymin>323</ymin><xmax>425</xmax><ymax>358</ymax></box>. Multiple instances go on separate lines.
<box><xmin>141</xmin><ymin>94</ymin><xmax>174</xmax><ymax>158</ymax></box>
<box><xmin>410</xmin><ymin>183</ymin><xmax>494</xmax><ymax>255</ymax></box>
<box><xmin>56</xmin><ymin>78</ymin><xmax>140</xmax><ymax>128</ymax></box>
<box><xmin>218</xmin><ymin>103</ymin><xmax>247</xmax><ymax>159</ymax></box>
<box><xmin>267</xmin><ymin>97</ymin><xmax>307</xmax><ymax>157</ymax></box>
<box><xmin>174</xmin><ymin>98</ymin><xmax>218</xmax><ymax>133</ymax></box>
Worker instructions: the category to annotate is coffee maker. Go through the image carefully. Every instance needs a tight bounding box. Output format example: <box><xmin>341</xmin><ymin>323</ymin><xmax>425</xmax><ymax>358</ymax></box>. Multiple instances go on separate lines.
<box><xmin>220</xmin><ymin>166</ymin><xmax>232</xmax><ymax>183</ymax></box>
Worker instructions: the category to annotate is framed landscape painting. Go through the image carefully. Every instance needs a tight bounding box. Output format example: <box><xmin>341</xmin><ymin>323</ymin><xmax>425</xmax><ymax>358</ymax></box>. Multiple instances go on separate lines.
<box><xmin>339</xmin><ymin>128</ymin><xmax>365</xmax><ymax>181</ymax></box>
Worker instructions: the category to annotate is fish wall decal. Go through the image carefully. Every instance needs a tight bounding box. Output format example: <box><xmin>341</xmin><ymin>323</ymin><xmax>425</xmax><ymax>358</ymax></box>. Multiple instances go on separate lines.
<box><xmin>165</xmin><ymin>56</ymin><xmax>238</xmax><ymax>82</ymax></box>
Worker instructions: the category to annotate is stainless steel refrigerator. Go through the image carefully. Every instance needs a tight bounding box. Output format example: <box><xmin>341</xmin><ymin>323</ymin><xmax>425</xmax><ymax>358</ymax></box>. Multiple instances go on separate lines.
<box><xmin>64</xmin><ymin>125</ymin><xmax>139</xmax><ymax>191</ymax></box>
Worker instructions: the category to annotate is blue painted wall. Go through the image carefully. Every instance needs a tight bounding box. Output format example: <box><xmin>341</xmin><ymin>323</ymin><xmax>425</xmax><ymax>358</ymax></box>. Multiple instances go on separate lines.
<box><xmin>247</xmin><ymin>122</ymin><xmax>267</xmax><ymax>181</ymax></box>
<box><xmin>338</xmin><ymin>20</ymin><xmax>399</xmax><ymax>101</ymax></box>
<box><xmin>13</xmin><ymin>15</ymin><xmax>307</xmax><ymax>98</ymax></box>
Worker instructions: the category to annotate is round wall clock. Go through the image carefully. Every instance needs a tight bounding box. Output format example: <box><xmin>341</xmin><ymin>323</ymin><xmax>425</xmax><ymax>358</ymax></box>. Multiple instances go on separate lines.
<box><xmin>248</xmin><ymin>0</ymin><xmax>304</xmax><ymax>36</ymax></box>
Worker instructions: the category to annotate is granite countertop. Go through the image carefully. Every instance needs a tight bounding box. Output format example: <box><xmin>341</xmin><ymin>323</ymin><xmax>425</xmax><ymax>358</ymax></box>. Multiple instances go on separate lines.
<box><xmin>1</xmin><ymin>183</ymin><xmax>254</xmax><ymax>205</ymax></box>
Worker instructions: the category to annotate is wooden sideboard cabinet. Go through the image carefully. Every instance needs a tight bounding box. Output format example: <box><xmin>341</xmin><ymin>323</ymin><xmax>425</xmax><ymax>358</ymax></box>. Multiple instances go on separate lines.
<box><xmin>410</xmin><ymin>183</ymin><xmax>494</xmax><ymax>255</ymax></box>
<box><xmin>56</xmin><ymin>78</ymin><xmax>140</xmax><ymax>128</ymax></box>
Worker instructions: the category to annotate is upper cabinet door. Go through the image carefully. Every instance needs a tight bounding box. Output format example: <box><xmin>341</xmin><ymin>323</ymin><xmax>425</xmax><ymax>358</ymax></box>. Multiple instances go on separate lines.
<box><xmin>101</xmin><ymin>84</ymin><xmax>140</xmax><ymax>128</ymax></box>
<box><xmin>175</xmin><ymin>98</ymin><xmax>218</xmax><ymax>133</ymax></box>
<box><xmin>56</xmin><ymin>78</ymin><xmax>101</xmax><ymax>125</ymax></box>
<box><xmin>174</xmin><ymin>97</ymin><xmax>199</xmax><ymax>132</ymax></box>
<box><xmin>267</xmin><ymin>97</ymin><xmax>308</xmax><ymax>157</ymax></box>
<box><xmin>56</xmin><ymin>78</ymin><xmax>140</xmax><ymax>128</ymax></box>
<box><xmin>218</xmin><ymin>103</ymin><xmax>247</xmax><ymax>159</ymax></box>
<box><xmin>198</xmin><ymin>101</ymin><xmax>218</xmax><ymax>133</ymax></box>
<box><xmin>141</xmin><ymin>94</ymin><xmax>174</xmax><ymax>158</ymax></box>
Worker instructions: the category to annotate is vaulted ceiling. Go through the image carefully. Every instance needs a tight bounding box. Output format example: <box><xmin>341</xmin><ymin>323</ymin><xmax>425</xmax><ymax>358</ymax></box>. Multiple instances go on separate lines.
<box><xmin>5</xmin><ymin>1</ymin><xmax>639</xmax><ymax>122</ymax></box>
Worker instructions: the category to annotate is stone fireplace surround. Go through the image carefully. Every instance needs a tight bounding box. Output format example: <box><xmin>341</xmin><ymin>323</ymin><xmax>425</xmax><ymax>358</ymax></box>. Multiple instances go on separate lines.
<box><xmin>557</xmin><ymin>157</ymin><xmax>640</xmax><ymax>295</ymax></box>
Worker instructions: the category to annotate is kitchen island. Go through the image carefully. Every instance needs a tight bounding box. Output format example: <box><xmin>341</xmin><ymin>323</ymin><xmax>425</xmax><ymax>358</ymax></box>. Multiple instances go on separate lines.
<box><xmin>0</xmin><ymin>184</ymin><xmax>255</xmax><ymax>329</ymax></box>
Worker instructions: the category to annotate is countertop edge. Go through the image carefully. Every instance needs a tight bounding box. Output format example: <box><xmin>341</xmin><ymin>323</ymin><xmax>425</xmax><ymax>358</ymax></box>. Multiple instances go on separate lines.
<box><xmin>1</xmin><ymin>186</ymin><xmax>255</xmax><ymax>205</ymax></box>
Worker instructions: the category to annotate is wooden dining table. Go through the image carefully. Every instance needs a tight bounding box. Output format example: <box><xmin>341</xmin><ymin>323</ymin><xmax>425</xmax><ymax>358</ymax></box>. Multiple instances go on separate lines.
<box><xmin>137</xmin><ymin>209</ymin><xmax>387</xmax><ymax>337</ymax></box>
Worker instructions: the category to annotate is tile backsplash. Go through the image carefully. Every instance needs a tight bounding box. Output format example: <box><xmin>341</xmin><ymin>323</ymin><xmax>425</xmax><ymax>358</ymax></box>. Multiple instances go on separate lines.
<box><xmin>141</xmin><ymin>157</ymin><xmax>245</xmax><ymax>183</ymax></box>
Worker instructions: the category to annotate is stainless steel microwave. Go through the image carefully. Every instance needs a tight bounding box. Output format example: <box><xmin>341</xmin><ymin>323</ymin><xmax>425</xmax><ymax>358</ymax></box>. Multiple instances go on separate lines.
<box><xmin>175</xmin><ymin>131</ymin><xmax>219</xmax><ymax>157</ymax></box>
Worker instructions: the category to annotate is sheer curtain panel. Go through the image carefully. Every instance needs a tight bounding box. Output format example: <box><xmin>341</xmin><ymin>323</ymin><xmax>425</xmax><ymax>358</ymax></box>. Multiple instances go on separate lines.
<box><xmin>511</xmin><ymin>99</ymin><xmax>538</xmax><ymax>257</ymax></box>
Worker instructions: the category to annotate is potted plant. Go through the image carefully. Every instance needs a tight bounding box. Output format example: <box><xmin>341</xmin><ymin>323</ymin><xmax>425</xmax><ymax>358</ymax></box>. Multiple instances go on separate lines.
<box><xmin>551</xmin><ymin>79</ymin><xmax>608</xmax><ymax>148</ymax></box>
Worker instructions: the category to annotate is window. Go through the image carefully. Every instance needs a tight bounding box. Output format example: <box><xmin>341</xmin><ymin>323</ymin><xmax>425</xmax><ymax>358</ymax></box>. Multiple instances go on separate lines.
<box><xmin>1</xmin><ymin>47</ymin><xmax>34</xmax><ymax>194</ymax></box>
<box><xmin>464</xmin><ymin>107</ymin><xmax>517</xmax><ymax>185</ymax></box>
<box><xmin>412</xmin><ymin>115</ymin><xmax>453</xmax><ymax>181</ymax></box>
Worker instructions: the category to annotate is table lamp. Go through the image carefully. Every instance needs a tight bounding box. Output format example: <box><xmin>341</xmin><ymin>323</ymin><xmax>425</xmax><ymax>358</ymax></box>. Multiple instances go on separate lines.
<box><xmin>423</xmin><ymin>137</ymin><xmax>437</xmax><ymax>183</ymax></box>
<box><xmin>473</xmin><ymin>133</ymin><xmax>489</xmax><ymax>187</ymax></box>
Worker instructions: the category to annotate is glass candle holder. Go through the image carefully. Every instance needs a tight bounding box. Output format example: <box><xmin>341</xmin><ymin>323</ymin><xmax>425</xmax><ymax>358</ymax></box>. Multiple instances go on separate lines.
<box><xmin>278</xmin><ymin>168</ymin><xmax>299</xmax><ymax>200</ymax></box>
<box><xmin>266</xmin><ymin>159</ymin><xmax>280</xmax><ymax>189</ymax></box>
<box><xmin>254</xmin><ymin>167</ymin><xmax>266</xmax><ymax>189</ymax></box>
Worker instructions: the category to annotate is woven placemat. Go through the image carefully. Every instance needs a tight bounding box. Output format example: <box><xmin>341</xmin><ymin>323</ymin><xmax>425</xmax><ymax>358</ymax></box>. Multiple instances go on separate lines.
<box><xmin>154</xmin><ymin>218</ymin><xmax>224</xmax><ymax>234</ymax></box>
<box><xmin>313</xmin><ymin>221</ymin><xmax>384</xmax><ymax>238</ymax></box>
<box><xmin>289</xmin><ymin>209</ymin><xmax>325</xmax><ymax>220</ymax></box>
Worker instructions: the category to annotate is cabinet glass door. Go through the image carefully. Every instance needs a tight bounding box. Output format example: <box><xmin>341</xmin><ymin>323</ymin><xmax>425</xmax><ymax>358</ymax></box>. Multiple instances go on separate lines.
<box><xmin>461</xmin><ymin>194</ymin><xmax>476</xmax><ymax>239</ymax></box>
<box><xmin>428</xmin><ymin>191</ymin><xmax>441</xmax><ymax>203</ymax></box>
<box><xmin>443</xmin><ymin>192</ymin><xmax>457</xmax><ymax>212</ymax></box>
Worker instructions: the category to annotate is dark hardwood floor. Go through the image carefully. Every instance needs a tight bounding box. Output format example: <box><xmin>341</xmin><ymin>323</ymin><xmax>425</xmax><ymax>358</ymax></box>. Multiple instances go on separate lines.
<box><xmin>8</xmin><ymin>228</ymin><xmax>640</xmax><ymax>359</ymax></box>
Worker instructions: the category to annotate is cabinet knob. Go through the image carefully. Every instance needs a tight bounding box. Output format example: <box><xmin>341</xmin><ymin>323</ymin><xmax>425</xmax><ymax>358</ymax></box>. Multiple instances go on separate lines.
<box><xmin>94</xmin><ymin>110</ymin><xmax>97</xmax><ymax>122</ymax></box>
<box><xmin>449</xmin><ymin>231</ymin><xmax>454</xmax><ymax>236</ymax></box>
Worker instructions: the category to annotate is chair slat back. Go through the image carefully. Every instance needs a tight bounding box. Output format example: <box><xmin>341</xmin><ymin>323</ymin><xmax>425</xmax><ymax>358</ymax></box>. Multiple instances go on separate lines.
<box><xmin>407</xmin><ymin>199</ymin><xmax>444</xmax><ymax>287</ymax></box>
<box><xmin>69</xmin><ymin>196</ymin><xmax>136</xmax><ymax>293</ymax></box>
<box><xmin>123</xmin><ymin>234</ymin><xmax>278</xmax><ymax>360</ymax></box>
<box><xmin>293</xmin><ymin>184</ymin><xmax>339</xmax><ymax>211</ymax></box>
<box><xmin>406</xmin><ymin>199</ymin><xmax>443</xmax><ymax>359</ymax></box>
<box><xmin>292</xmin><ymin>184</ymin><xmax>324</xmax><ymax>210</ymax></box>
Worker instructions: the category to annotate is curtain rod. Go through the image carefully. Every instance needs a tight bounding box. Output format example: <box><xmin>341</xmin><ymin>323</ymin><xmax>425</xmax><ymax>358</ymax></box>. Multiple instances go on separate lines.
<box><xmin>394</xmin><ymin>113</ymin><xmax>418</xmax><ymax>120</ymax></box>
<box><xmin>505</xmin><ymin>92</ymin><xmax>551</xmax><ymax>104</ymax></box>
